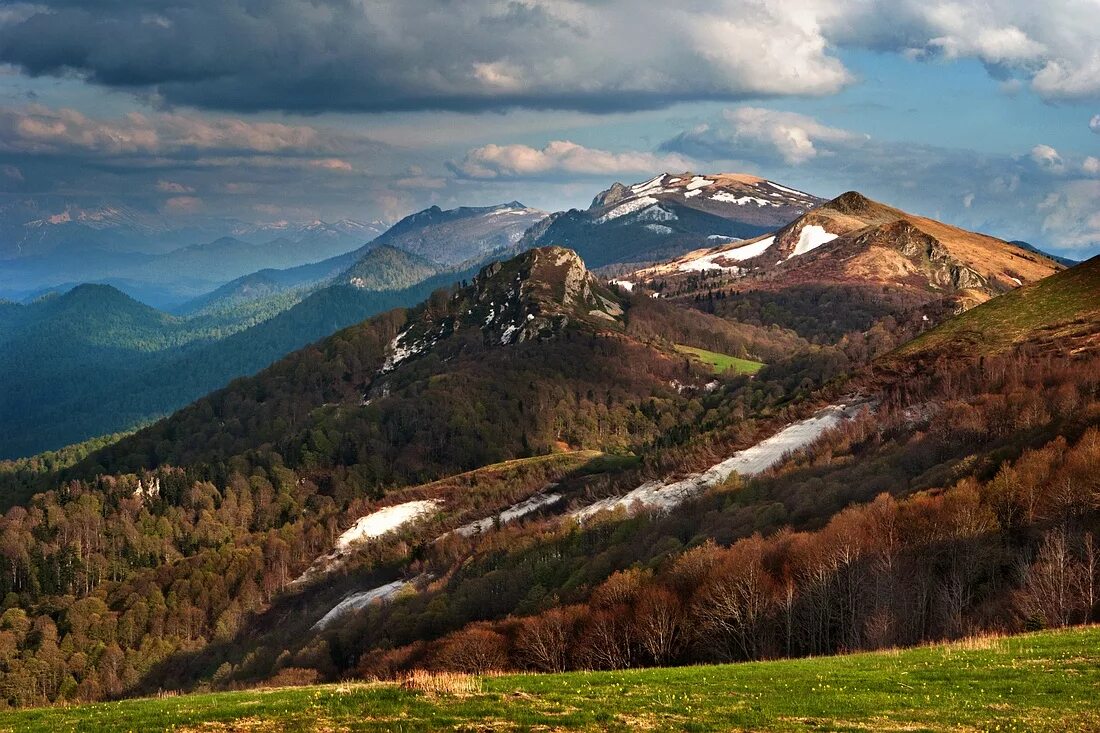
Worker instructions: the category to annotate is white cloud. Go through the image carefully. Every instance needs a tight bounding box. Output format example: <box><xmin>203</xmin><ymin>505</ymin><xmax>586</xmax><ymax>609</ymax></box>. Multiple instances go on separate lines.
<box><xmin>8</xmin><ymin>1</ymin><xmax>1100</xmax><ymax>111</ymax></box>
<box><xmin>307</xmin><ymin>158</ymin><xmax>353</xmax><ymax>172</ymax></box>
<box><xmin>155</xmin><ymin>180</ymin><xmax>194</xmax><ymax>193</ymax></box>
<box><xmin>1030</xmin><ymin>144</ymin><xmax>1065</xmax><ymax>173</ymax></box>
<box><xmin>1083</xmin><ymin>157</ymin><xmax>1100</xmax><ymax>175</ymax></box>
<box><xmin>1091</xmin><ymin>115</ymin><xmax>1100</xmax><ymax>133</ymax></box>
<box><xmin>664</xmin><ymin>106</ymin><xmax>867</xmax><ymax>165</ymax></box>
<box><xmin>161</xmin><ymin>195</ymin><xmax>202</xmax><ymax>214</ymax></box>
<box><xmin>1038</xmin><ymin>180</ymin><xmax>1100</xmax><ymax>250</ymax></box>
<box><xmin>451</xmin><ymin>140</ymin><xmax>694</xmax><ymax>179</ymax></box>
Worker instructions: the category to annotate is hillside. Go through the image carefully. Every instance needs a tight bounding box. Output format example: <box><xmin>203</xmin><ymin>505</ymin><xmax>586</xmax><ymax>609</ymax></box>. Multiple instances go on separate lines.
<box><xmin>0</xmin><ymin>234</ymin><xmax>1095</xmax><ymax>712</ymax></box>
<box><xmin>520</xmin><ymin>172</ymin><xmax>821</xmax><ymax>268</ymax></box>
<box><xmin>3</xmin><ymin>627</ymin><xmax>1096</xmax><ymax>731</ymax></box>
<box><xmin>892</xmin><ymin>253</ymin><xmax>1100</xmax><ymax>358</ymax></box>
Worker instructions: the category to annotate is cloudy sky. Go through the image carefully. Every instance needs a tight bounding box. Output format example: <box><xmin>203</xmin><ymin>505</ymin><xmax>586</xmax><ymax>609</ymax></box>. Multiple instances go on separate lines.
<box><xmin>1</xmin><ymin>0</ymin><xmax>1099</xmax><ymax>257</ymax></box>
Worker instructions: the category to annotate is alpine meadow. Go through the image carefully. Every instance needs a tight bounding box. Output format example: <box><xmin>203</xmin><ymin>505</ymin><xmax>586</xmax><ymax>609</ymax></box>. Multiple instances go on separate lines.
<box><xmin>1</xmin><ymin>2</ymin><xmax>1099</xmax><ymax>731</ymax></box>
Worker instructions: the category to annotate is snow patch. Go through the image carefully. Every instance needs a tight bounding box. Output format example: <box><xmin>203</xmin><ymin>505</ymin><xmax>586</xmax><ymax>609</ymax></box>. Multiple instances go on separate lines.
<box><xmin>724</xmin><ymin>236</ymin><xmax>774</xmax><ymax>261</ymax></box>
<box><xmin>685</xmin><ymin>176</ymin><xmax>714</xmax><ymax>191</ymax></box>
<box><xmin>595</xmin><ymin>196</ymin><xmax>658</xmax><ymax>223</ymax></box>
<box><xmin>630</xmin><ymin>174</ymin><xmax>666</xmax><ymax>196</ymax></box>
<box><xmin>634</xmin><ymin>205</ymin><xmax>677</xmax><ymax>223</ymax></box>
<box><xmin>312</xmin><ymin>579</ymin><xmax>413</xmax><ymax>630</ymax></box>
<box><xmin>710</xmin><ymin>192</ymin><xmax>775</xmax><ymax>207</ymax></box>
<box><xmin>453</xmin><ymin>492</ymin><xmax>563</xmax><ymax>537</ymax></box>
<box><xmin>610</xmin><ymin>279</ymin><xmax>634</xmax><ymax>292</ymax></box>
<box><xmin>381</xmin><ymin>328</ymin><xmax>435</xmax><ymax>372</ymax></box>
<box><xmin>571</xmin><ymin>402</ymin><xmax>865</xmax><ymax>521</ymax></box>
<box><xmin>767</xmin><ymin>181</ymin><xmax>810</xmax><ymax>197</ymax></box>
<box><xmin>787</xmin><ymin>225</ymin><xmax>838</xmax><ymax>259</ymax></box>
<box><xmin>678</xmin><ymin>252</ymin><xmax>742</xmax><ymax>272</ymax></box>
<box><xmin>335</xmin><ymin>500</ymin><xmax>440</xmax><ymax>551</ymax></box>
<box><xmin>644</xmin><ymin>223</ymin><xmax>673</xmax><ymax>234</ymax></box>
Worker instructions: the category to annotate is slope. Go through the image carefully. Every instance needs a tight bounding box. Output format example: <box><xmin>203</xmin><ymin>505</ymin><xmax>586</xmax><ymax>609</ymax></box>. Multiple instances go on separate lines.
<box><xmin>891</xmin><ymin>253</ymin><xmax>1100</xmax><ymax>358</ymax></box>
<box><xmin>373</xmin><ymin>201</ymin><xmax>545</xmax><ymax>265</ymax></box>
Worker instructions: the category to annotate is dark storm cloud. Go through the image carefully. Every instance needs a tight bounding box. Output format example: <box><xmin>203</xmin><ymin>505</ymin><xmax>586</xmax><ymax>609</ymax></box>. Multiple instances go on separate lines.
<box><xmin>0</xmin><ymin>1</ymin><xmax>852</xmax><ymax>113</ymax></box>
<box><xmin>4</xmin><ymin>1</ymin><xmax>1100</xmax><ymax>114</ymax></box>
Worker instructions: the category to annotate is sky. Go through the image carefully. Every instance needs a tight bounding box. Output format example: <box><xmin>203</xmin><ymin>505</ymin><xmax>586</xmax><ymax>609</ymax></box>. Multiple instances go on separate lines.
<box><xmin>1</xmin><ymin>0</ymin><xmax>1099</xmax><ymax>258</ymax></box>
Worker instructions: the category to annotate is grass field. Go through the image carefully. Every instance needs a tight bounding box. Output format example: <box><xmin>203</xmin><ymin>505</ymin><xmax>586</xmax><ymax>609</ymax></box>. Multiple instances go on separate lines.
<box><xmin>675</xmin><ymin>344</ymin><xmax>765</xmax><ymax>375</ymax></box>
<box><xmin>3</xmin><ymin>626</ymin><xmax>1098</xmax><ymax>732</ymax></box>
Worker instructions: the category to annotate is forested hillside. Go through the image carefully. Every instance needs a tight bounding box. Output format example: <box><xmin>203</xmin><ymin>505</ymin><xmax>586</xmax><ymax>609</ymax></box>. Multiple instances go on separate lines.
<box><xmin>0</xmin><ymin>244</ymin><xmax>1093</xmax><ymax>709</ymax></box>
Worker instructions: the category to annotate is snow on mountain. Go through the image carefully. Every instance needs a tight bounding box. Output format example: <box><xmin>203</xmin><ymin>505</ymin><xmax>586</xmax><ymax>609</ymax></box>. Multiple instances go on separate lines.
<box><xmin>788</xmin><ymin>225</ymin><xmax>838</xmax><ymax>259</ymax></box>
<box><xmin>571</xmin><ymin>401</ymin><xmax>869</xmax><ymax>521</ymax></box>
<box><xmin>293</xmin><ymin>500</ymin><xmax>440</xmax><ymax>585</ymax></box>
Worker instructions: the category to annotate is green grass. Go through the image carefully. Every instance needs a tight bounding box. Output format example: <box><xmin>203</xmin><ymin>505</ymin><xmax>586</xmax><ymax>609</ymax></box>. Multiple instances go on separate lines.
<box><xmin>896</xmin><ymin>255</ymin><xmax>1100</xmax><ymax>357</ymax></box>
<box><xmin>4</xmin><ymin>626</ymin><xmax>1099</xmax><ymax>732</ymax></box>
<box><xmin>675</xmin><ymin>344</ymin><xmax>764</xmax><ymax>375</ymax></box>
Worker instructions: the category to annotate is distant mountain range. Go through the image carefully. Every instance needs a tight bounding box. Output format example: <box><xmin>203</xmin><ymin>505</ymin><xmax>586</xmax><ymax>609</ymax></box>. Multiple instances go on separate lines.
<box><xmin>0</xmin><ymin>175</ymin><xmax>1078</xmax><ymax>458</ymax></box>
<box><xmin>0</xmin><ymin>210</ymin><xmax>390</xmax><ymax>307</ymax></box>
<box><xmin>0</xmin><ymin>202</ymin><xmax>545</xmax><ymax>458</ymax></box>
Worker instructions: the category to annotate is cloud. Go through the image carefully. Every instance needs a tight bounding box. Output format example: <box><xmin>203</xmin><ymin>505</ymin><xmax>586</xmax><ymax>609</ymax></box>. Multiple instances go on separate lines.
<box><xmin>1</xmin><ymin>164</ymin><xmax>23</xmax><ymax>181</ymax></box>
<box><xmin>1091</xmin><ymin>115</ymin><xmax>1100</xmax><ymax>133</ymax></box>
<box><xmin>1037</xmin><ymin>180</ymin><xmax>1100</xmax><ymax>249</ymax></box>
<box><xmin>0</xmin><ymin>1</ymin><xmax>853</xmax><ymax>113</ymax></box>
<box><xmin>451</xmin><ymin>140</ymin><xmax>694</xmax><ymax>179</ymax></box>
<box><xmin>3</xmin><ymin>1</ymin><xmax>1099</xmax><ymax>113</ymax></box>
<box><xmin>662</xmin><ymin>107</ymin><xmax>867</xmax><ymax>165</ymax></box>
<box><xmin>1030</xmin><ymin>144</ymin><xmax>1065</xmax><ymax>173</ymax></box>
<box><xmin>662</xmin><ymin>106</ymin><xmax>1100</xmax><ymax>254</ymax></box>
<box><xmin>307</xmin><ymin>158</ymin><xmax>353</xmax><ymax>172</ymax></box>
<box><xmin>155</xmin><ymin>179</ymin><xmax>194</xmax><ymax>193</ymax></box>
<box><xmin>161</xmin><ymin>195</ymin><xmax>202</xmax><ymax>213</ymax></box>
<box><xmin>0</xmin><ymin>104</ymin><xmax>340</xmax><ymax>157</ymax></box>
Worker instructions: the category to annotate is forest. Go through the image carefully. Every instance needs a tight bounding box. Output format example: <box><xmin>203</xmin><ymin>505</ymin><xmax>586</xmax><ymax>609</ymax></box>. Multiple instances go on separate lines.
<box><xmin>0</xmin><ymin>249</ymin><xmax>1094</xmax><ymax>708</ymax></box>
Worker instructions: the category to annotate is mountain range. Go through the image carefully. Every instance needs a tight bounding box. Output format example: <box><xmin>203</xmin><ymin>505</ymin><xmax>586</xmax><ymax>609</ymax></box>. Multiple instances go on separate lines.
<box><xmin>0</xmin><ymin>216</ymin><xmax>1096</xmax><ymax>706</ymax></box>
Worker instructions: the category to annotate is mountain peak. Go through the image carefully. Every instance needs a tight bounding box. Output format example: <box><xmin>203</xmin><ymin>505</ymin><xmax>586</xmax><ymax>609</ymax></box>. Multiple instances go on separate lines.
<box><xmin>380</xmin><ymin>246</ymin><xmax>621</xmax><ymax>372</ymax></box>
<box><xmin>823</xmin><ymin>190</ymin><xmax>880</xmax><ymax>216</ymax></box>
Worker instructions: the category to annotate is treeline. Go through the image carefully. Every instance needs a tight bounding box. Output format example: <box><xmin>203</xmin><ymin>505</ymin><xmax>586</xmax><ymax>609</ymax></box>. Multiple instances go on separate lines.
<box><xmin>361</xmin><ymin>424</ymin><xmax>1100</xmax><ymax>675</ymax></box>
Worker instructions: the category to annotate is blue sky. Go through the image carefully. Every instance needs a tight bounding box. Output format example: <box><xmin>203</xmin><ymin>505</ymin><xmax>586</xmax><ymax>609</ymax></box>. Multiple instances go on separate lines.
<box><xmin>1</xmin><ymin>1</ymin><xmax>1098</xmax><ymax>257</ymax></box>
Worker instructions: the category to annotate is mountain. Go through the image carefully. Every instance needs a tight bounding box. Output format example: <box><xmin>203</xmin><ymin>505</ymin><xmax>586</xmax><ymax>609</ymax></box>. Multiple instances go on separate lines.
<box><xmin>371</xmin><ymin>201</ymin><xmax>545</xmax><ymax>265</ymax></box>
<box><xmin>85</xmin><ymin>246</ymin><xmax>682</xmax><ymax>474</ymax></box>
<box><xmin>0</xmin><ymin>241</ymin><xmax>1096</xmax><ymax>707</ymax></box>
<box><xmin>1010</xmin><ymin>240</ymin><xmax>1079</xmax><ymax>268</ymax></box>
<box><xmin>177</xmin><ymin>202</ymin><xmax>547</xmax><ymax>315</ymax></box>
<box><xmin>0</xmin><ymin>215</ymin><xmax>388</xmax><ymax>307</ymax></box>
<box><xmin>518</xmin><ymin>172</ymin><xmax>822</xmax><ymax>268</ymax></box>
<box><xmin>0</xmin><ymin>263</ymin><xmax>476</xmax><ymax>459</ymax></box>
<box><xmin>620</xmin><ymin>191</ymin><xmax>1066</xmax><ymax>344</ymax></box>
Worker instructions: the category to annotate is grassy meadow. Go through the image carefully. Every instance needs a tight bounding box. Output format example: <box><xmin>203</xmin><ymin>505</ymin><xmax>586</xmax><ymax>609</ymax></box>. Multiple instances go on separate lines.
<box><xmin>2</xmin><ymin>626</ymin><xmax>1097</xmax><ymax>732</ymax></box>
<box><xmin>675</xmin><ymin>344</ymin><xmax>765</xmax><ymax>375</ymax></box>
